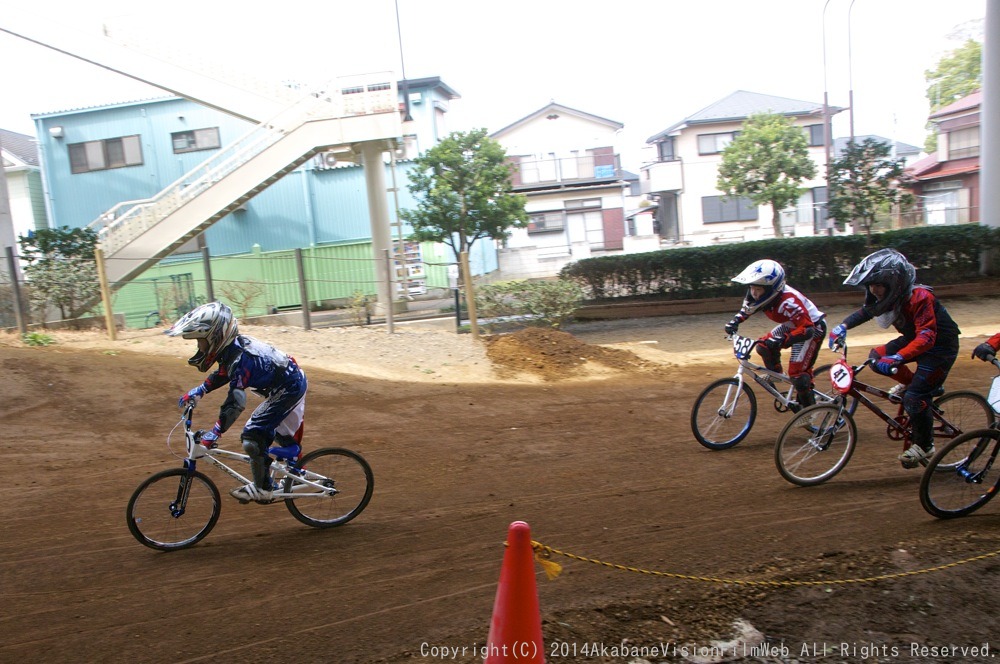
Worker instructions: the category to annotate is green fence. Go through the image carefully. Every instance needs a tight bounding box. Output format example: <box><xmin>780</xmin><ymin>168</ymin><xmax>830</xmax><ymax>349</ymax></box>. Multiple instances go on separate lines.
<box><xmin>2</xmin><ymin>240</ymin><xmax>455</xmax><ymax>331</ymax></box>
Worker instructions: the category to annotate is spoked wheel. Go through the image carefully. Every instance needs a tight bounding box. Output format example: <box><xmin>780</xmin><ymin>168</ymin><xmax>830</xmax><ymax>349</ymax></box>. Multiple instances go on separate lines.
<box><xmin>690</xmin><ymin>378</ymin><xmax>757</xmax><ymax>450</ymax></box>
<box><xmin>126</xmin><ymin>468</ymin><xmax>221</xmax><ymax>551</ymax></box>
<box><xmin>283</xmin><ymin>448</ymin><xmax>374</xmax><ymax>528</ymax></box>
<box><xmin>775</xmin><ymin>403</ymin><xmax>857</xmax><ymax>486</ymax></box>
<box><xmin>919</xmin><ymin>427</ymin><xmax>1000</xmax><ymax>519</ymax></box>
<box><xmin>931</xmin><ymin>390</ymin><xmax>996</xmax><ymax>450</ymax></box>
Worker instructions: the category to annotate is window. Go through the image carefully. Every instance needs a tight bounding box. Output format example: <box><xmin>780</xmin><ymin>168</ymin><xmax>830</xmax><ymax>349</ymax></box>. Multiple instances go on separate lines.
<box><xmin>657</xmin><ymin>137</ymin><xmax>676</xmax><ymax>162</ymax></box>
<box><xmin>948</xmin><ymin>126</ymin><xmax>979</xmax><ymax>159</ymax></box>
<box><xmin>68</xmin><ymin>135</ymin><xmax>143</xmax><ymax>174</ymax></box>
<box><xmin>527</xmin><ymin>212</ymin><xmax>565</xmax><ymax>233</ymax></box>
<box><xmin>804</xmin><ymin>124</ymin><xmax>825</xmax><ymax>147</ymax></box>
<box><xmin>697</xmin><ymin>132</ymin><xmax>739</xmax><ymax>155</ymax></box>
<box><xmin>171</xmin><ymin>128</ymin><xmax>221</xmax><ymax>154</ymax></box>
<box><xmin>564</xmin><ymin>198</ymin><xmax>604</xmax><ymax>248</ymax></box>
<box><xmin>701</xmin><ymin>195</ymin><xmax>758</xmax><ymax>223</ymax></box>
<box><xmin>565</xmin><ymin>198</ymin><xmax>601</xmax><ymax>211</ymax></box>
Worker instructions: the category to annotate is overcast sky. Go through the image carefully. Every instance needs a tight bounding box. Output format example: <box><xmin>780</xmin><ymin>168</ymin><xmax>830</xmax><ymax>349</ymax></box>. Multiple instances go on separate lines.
<box><xmin>0</xmin><ymin>0</ymin><xmax>986</xmax><ymax>170</ymax></box>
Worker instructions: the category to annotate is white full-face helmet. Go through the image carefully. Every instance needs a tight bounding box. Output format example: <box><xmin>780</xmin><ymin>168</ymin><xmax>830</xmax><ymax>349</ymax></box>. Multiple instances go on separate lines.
<box><xmin>165</xmin><ymin>301</ymin><xmax>239</xmax><ymax>372</ymax></box>
<box><xmin>732</xmin><ymin>259</ymin><xmax>786</xmax><ymax>315</ymax></box>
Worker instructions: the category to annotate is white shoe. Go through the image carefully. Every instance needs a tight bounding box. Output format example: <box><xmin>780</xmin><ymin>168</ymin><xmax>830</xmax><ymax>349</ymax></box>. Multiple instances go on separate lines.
<box><xmin>889</xmin><ymin>384</ymin><xmax>907</xmax><ymax>401</ymax></box>
<box><xmin>899</xmin><ymin>443</ymin><xmax>934</xmax><ymax>469</ymax></box>
<box><xmin>230</xmin><ymin>484</ymin><xmax>274</xmax><ymax>503</ymax></box>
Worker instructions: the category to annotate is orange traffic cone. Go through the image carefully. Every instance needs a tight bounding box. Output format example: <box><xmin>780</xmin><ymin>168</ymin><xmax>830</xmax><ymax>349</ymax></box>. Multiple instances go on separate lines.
<box><xmin>484</xmin><ymin>521</ymin><xmax>545</xmax><ymax>663</ymax></box>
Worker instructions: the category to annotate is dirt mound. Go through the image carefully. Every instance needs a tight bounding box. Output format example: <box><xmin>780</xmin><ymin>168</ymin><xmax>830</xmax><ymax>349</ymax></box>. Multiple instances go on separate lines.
<box><xmin>484</xmin><ymin>326</ymin><xmax>664</xmax><ymax>381</ymax></box>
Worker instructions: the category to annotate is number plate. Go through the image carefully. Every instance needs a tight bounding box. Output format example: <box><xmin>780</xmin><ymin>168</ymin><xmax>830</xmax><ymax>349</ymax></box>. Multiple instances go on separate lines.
<box><xmin>989</xmin><ymin>375</ymin><xmax>1000</xmax><ymax>414</ymax></box>
<box><xmin>829</xmin><ymin>360</ymin><xmax>854</xmax><ymax>394</ymax></box>
<box><xmin>732</xmin><ymin>334</ymin><xmax>755</xmax><ymax>360</ymax></box>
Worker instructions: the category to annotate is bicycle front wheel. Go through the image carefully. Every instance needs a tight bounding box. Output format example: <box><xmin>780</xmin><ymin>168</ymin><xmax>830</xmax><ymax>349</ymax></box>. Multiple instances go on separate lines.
<box><xmin>690</xmin><ymin>378</ymin><xmax>757</xmax><ymax>450</ymax></box>
<box><xmin>919</xmin><ymin>427</ymin><xmax>1000</xmax><ymax>519</ymax></box>
<box><xmin>284</xmin><ymin>448</ymin><xmax>374</xmax><ymax>528</ymax></box>
<box><xmin>932</xmin><ymin>390</ymin><xmax>996</xmax><ymax>448</ymax></box>
<box><xmin>126</xmin><ymin>468</ymin><xmax>221</xmax><ymax>551</ymax></box>
<box><xmin>775</xmin><ymin>403</ymin><xmax>857</xmax><ymax>486</ymax></box>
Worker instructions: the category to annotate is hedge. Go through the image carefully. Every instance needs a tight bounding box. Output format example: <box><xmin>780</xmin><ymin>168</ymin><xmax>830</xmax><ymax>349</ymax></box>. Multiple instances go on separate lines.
<box><xmin>558</xmin><ymin>225</ymin><xmax>1000</xmax><ymax>302</ymax></box>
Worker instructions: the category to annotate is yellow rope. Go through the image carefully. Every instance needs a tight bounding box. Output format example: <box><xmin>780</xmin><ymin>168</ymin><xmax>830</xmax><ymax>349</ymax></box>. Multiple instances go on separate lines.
<box><xmin>530</xmin><ymin>540</ymin><xmax>1000</xmax><ymax>587</ymax></box>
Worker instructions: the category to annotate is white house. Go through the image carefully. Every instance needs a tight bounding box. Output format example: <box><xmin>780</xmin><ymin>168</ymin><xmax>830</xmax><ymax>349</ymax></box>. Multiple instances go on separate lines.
<box><xmin>489</xmin><ymin>103</ymin><xmax>638</xmax><ymax>279</ymax></box>
<box><xmin>641</xmin><ymin>91</ymin><xmax>845</xmax><ymax>246</ymax></box>
<box><xmin>1</xmin><ymin>129</ymin><xmax>48</xmax><ymax>246</ymax></box>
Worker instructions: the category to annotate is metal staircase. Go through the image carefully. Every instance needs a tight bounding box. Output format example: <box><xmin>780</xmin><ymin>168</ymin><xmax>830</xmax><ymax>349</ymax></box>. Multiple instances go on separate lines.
<box><xmin>88</xmin><ymin>76</ymin><xmax>400</xmax><ymax>286</ymax></box>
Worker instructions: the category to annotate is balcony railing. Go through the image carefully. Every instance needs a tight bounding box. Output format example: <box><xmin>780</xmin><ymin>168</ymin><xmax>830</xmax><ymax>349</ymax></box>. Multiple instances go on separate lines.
<box><xmin>513</xmin><ymin>154</ymin><xmax>621</xmax><ymax>188</ymax></box>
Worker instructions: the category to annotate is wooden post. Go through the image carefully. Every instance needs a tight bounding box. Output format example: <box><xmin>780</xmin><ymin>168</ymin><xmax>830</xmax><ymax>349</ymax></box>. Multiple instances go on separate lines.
<box><xmin>459</xmin><ymin>251</ymin><xmax>479</xmax><ymax>340</ymax></box>
<box><xmin>294</xmin><ymin>248</ymin><xmax>311</xmax><ymax>331</ymax></box>
<box><xmin>200</xmin><ymin>246</ymin><xmax>215</xmax><ymax>302</ymax></box>
<box><xmin>383</xmin><ymin>249</ymin><xmax>395</xmax><ymax>334</ymax></box>
<box><xmin>4</xmin><ymin>246</ymin><xmax>27</xmax><ymax>334</ymax></box>
<box><xmin>94</xmin><ymin>247</ymin><xmax>117</xmax><ymax>341</ymax></box>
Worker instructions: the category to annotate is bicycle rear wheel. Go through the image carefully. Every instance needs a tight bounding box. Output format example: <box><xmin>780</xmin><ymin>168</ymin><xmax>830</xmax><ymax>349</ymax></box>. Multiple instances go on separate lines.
<box><xmin>283</xmin><ymin>448</ymin><xmax>374</xmax><ymax>528</ymax></box>
<box><xmin>690</xmin><ymin>378</ymin><xmax>757</xmax><ymax>450</ymax></box>
<box><xmin>919</xmin><ymin>427</ymin><xmax>1000</xmax><ymax>519</ymax></box>
<box><xmin>775</xmin><ymin>403</ymin><xmax>857</xmax><ymax>486</ymax></box>
<box><xmin>126</xmin><ymin>468</ymin><xmax>221</xmax><ymax>551</ymax></box>
<box><xmin>932</xmin><ymin>390</ymin><xmax>996</xmax><ymax>449</ymax></box>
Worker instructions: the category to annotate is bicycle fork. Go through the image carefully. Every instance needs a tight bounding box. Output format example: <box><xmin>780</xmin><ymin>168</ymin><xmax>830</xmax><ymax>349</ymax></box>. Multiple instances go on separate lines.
<box><xmin>809</xmin><ymin>407</ymin><xmax>847</xmax><ymax>451</ymax></box>
<box><xmin>170</xmin><ymin>460</ymin><xmax>199</xmax><ymax>518</ymax></box>
<box><xmin>958</xmin><ymin>437</ymin><xmax>997</xmax><ymax>484</ymax></box>
<box><xmin>718</xmin><ymin>376</ymin><xmax>746</xmax><ymax>418</ymax></box>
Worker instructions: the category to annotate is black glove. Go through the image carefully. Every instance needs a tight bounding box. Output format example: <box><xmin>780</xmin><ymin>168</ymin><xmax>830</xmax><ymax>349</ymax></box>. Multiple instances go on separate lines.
<box><xmin>724</xmin><ymin>319</ymin><xmax>740</xmax><ymax>336</ymax></box>
<box><xmin>762</xmin><ymin>336</ymin><xmax>784</xmax><ymax>352</ymax></box>
<box><xmin>972</xmin><ymin>342</ymin><xmax>996</xmax><ymax>362</ymax></box>
<box><xmin>810</xmin><ymin>324</ymin><xmax>825</xmax><ymax>340</ymax></box>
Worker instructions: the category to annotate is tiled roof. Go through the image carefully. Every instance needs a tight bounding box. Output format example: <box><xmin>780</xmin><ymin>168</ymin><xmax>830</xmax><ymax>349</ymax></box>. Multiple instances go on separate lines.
<box><xmin>647</xmin><ymin>90</ymin><xmax>842</xmax><ymax>143</ymax></box>
<box><xmin>0</xmin><ymin>128</ymin><xmax>39</xmax><ymax>167</ymax></box>
<box><xmin>929</xmin><ymin>91</ymin><xmax>981</xmax><ymax>119</ymax></box>
<box><xmin>833</xmin><ymin>135</ymin><xmax>921</xmax><ymax>158</ymax></box>
<box><xmin>906</xmin><ymin>154</ymin><xmax>979</xmax><ymax>181</ymax></box>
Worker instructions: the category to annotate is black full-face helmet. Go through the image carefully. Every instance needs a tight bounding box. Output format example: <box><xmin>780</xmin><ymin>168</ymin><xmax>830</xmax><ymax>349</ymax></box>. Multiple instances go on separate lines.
<box><xmin>165</xmin><ymin>302</ymin><xmax>239</xmax><ymax>372</ymax></box>
<box><xmin>732</xmin><ymin>259</ymin><xmax>786</xmax><ymax>315</ymax></box>
<box><xmin>843</xmin><ymin>248</ymin><xmax>916</xmax><ymax>318</ymax></box>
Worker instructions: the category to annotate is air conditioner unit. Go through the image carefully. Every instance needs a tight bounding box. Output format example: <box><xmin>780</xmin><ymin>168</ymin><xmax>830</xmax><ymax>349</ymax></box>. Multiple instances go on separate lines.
<box><xmin>314</xmin><ymin>152</ymin><xmax>339</xmax><ymax>170</ymax></box>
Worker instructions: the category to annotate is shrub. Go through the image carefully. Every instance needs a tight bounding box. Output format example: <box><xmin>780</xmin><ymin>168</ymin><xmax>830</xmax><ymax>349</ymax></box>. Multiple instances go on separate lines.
<box><xmin>475</xmin><ymin>279</ymin><xmax>585</xmax><ymax>331</ymax></box>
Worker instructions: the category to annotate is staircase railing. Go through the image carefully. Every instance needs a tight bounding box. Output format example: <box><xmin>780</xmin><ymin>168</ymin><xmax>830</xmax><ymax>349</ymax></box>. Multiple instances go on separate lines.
<box><xmin>90</xmin><ymin>73</ymin><xmax>397</xmax><ymax>255</ymax></box>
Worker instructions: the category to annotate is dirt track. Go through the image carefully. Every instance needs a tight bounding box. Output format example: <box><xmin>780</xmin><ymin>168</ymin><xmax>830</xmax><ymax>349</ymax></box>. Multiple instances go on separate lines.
<box><xmin>2</xmin><ymin>299</ymin><xmax>999</xmax><ymax>663</ymax></box>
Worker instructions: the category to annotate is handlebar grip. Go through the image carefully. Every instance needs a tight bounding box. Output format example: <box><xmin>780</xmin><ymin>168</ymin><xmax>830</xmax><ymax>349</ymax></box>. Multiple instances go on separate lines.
<box><xmin>863</xmin><ymin>358</ymin><xmax>898</xmax><ymax>374</ymax></box>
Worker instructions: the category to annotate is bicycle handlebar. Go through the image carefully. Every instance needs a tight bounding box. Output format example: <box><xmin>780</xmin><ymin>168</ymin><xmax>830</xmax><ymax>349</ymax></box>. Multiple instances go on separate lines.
<box><xmin>830</xmin><ymin>343</ymin><xmax>897</xmax><ymax>375</ymax></box>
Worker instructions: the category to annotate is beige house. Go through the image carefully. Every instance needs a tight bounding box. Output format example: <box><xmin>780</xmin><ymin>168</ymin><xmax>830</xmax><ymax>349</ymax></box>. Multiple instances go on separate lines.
<box><xmin>641</xmin><ymin>91</ymin><xmax>844</xmax><ymax>246</ymax></box>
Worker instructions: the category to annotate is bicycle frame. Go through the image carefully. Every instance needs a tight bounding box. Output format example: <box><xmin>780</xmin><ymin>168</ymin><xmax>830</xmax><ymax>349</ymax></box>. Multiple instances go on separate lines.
<box><xmin>177</xmin><ymin>403</ymin><xmax>336</xmax><ymax>502</ymax></box>
<box><xmin>828</xmin><ymin>345</ymin><xmax>961</xmax><ymax>444</ymax></box>
<box><xmin>729</xmin><ymin>334</ymin><xmax>803</xmax><ymax>408</ymax></box>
